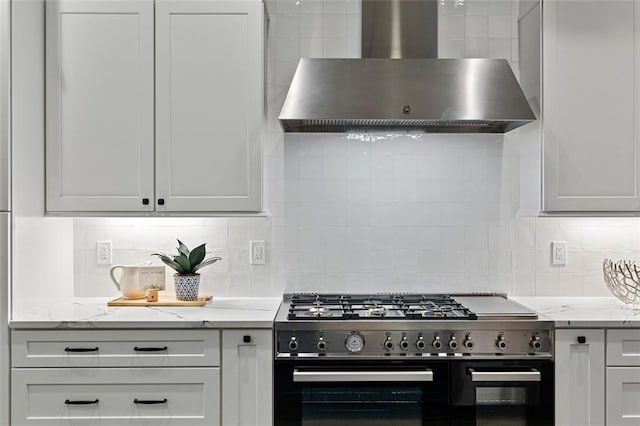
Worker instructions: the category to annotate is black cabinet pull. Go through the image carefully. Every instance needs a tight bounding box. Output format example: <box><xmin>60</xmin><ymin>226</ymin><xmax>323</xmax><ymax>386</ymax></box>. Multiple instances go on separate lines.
<box><xmin>577</xmin><ymin>336</ymin><xmax>587</xmax><ymax>344</ymax></box>
<box><xmin>134</xmin><ymin>346</ymin><xmax>168</xmax><ymax>352</ymax></box>
<box><xmin>65</xmin><ymin>347</ymin><xmax>99</xmax><ymax>353</ymax></box>
<box><xmin>134</xmin><ymin>398</ymin><xmax>167</xmax><ymax>405</ymax></box>
<box><xmin>157</xmin><ymin>198</ymin><xmax>165</xmax><ymax>205</ymax></box>
<box><xmin>243</xmin><ymin>335</ymin><xmax>251</xmax><ymax>343</ymax></box>
<box><xmin>142</xmin><ymin>198</ymin><xmax>149</xmax><ymax>205</ymax></box>
<box><xmin>65</xmin><ymin>399</ymin><xmax>99</xmax><ymax>405</ymax></box>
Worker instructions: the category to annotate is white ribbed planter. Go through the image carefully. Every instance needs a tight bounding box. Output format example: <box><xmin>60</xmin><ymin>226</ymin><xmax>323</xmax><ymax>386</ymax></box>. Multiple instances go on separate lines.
<box><xmin>174</xmin><ymin>274</ymin><xmax>200</xmax><ymax>301</ymax></box>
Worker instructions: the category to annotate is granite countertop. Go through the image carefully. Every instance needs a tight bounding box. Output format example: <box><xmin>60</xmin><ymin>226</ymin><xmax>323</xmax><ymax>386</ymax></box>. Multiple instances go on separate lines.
<box><xmin>10</xmin><ymin>297</ymin><xmax>282</xmax><ymax>329</ymax></box>
<box><xmin>512</xmin><ymin>296</ymin><xmax>640</xmax><ymax>328</ymax></box>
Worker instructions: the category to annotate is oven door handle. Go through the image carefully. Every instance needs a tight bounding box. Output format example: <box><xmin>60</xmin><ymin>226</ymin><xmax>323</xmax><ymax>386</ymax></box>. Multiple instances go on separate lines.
<box><xmin>292</xmin><ymin>369</ymin><xmax>434</xmax><ymax>383</ymax></box>
<box><xmin>468</xmin><ymin>368</ymin><xmax>541</xmax><ymax>382</ymax></box>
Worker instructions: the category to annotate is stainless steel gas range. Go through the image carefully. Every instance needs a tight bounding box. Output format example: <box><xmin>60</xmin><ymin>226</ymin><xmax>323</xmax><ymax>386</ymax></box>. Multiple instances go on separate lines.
<box><xmin>274</xmin><ymin>293</ymin><xmax>554</xmax><ymax>426</ymax></box>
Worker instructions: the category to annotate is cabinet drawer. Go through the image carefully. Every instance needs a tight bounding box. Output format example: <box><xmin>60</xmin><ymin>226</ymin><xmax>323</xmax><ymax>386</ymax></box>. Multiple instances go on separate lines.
<box><xmin>607</xmin><ymin>330</ymin><xmax>640</xmax><ymax>366</ymax></box>
<box><xmin>607</xmin><ymin>367</ymin><xmax>640</xmax><ymax>425</ymax></box>
<box><xmin>11</xmin><ymin>367</ymin><xmax>220</xmax><ymax>426</ymax></box>
<box><xmin>12</xmin><ymin>329</ymin><xmax>220</xmax><ymax>367</ymax></box>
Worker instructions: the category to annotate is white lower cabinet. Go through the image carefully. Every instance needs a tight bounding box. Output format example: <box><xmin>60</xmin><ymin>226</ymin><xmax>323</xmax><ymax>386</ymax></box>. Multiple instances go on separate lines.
<box><xmin>607</xmin><ymin>330</ymin><xmax>640</xmax><ymax>425</ymax></box>
<box><xmin>607</xmin><ymin>367</ymin><xmax>640</xmax><ymax>426</ymax></box>
<box><xmin>11</xmin><ymin>327</ymin><xmax>274</xmax><ymax>426</ymax></box>
<box><xmin>222</xmin><ymin>329</ymin><xmax>273</xmax><ymax>426</ymax></box>
<box><xmin>555</xmin><ymin>329</ymin><xmax>605</xmax><ymax>426</ymax></box>
<box><xmin>11</xmin><ymin>367</ymin><xmax>220</xmax><ymax>426</ymax></box>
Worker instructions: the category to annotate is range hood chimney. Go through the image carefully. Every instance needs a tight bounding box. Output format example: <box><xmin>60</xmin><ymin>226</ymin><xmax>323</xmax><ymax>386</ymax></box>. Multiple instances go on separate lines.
<box><xmin>278</xmin><ymin>1</ymin><xmax>535</xmax><ymax>134</ymax></box>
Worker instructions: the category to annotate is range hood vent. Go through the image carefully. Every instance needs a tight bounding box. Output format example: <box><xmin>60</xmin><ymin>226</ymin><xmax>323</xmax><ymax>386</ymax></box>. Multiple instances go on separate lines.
<box><xmin>279</xmin><ymin>58</ymin><xmax>536</xmax><ymax>134</ymax></box>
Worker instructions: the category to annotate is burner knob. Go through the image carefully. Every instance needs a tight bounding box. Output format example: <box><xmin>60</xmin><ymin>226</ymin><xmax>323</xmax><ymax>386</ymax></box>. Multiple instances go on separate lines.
<box><xmin>496</xmin><ymin>335</ymin><xmax>507</xmax><ymax>350</ymax></box>
<box><xmin>288</xmin><ymin>337</ymin><xmax>299</xmax><ymax>351</ymax></box>
<box><xmin>463</xmin><ymin>336</ymin><xmax>474</xmax><ymax>350</ymax></box>
<box><xmin>432</xmin><ymin>336</ymin><xmax>443</xmax><ymax>350</ymax></box>
<box><xmin>530</xmin><ymin>335</ymin><xmax>542</xmax><ymax>350</ymax></box>
<box><xmin>448</xmin><ymin>336</ymin><xmax>458</xmax><ymax>350</ymax></box>
<box><xmin>317</xmin><ymin>338</ymin><xmax>327</xmax><ymax>351</ymax></box>
<box><xmin>399</xmin><ymin>336</ymin><xmax>410</xmax><ymax>350</ymax></box>
<box><xmin>384</xmin><ymin>337</ymin><xmax>394</xmax><ymax>351</ymax></box>
<box><xmin>416</xmin><ymin>337</ymin><xmax>426</xmax><ymax>350</ymax></box>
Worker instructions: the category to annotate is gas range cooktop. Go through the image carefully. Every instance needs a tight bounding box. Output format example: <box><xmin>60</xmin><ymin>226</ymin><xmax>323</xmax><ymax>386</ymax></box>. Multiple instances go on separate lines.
<box><xmin>275</xmin><ymin>293</ymin><xmax>553</xmax><ymax>359</ymax></box>
<box><xmin>286</xmin><ymin>293</ymin><xmax>477</xmax><ymax>320</ymax></box>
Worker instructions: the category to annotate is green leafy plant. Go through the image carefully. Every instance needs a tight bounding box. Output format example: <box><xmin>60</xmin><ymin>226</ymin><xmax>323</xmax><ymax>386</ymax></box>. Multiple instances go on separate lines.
<box><xmin>152</xmin><ymin>239</ymin><xmax>221</xmax><ymax>275</ymax></box>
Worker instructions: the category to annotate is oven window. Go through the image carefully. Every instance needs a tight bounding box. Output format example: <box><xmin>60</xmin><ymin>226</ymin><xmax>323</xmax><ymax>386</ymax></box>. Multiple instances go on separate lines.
<box><xmin>474</xmin><ymin>387</ymin><xmax>528</xmax><ymax>426</ymax></box>
<box><xmin>300</xmin><ymin>386</ymin><xmax>423</xmax><ymax>426</ymax></box>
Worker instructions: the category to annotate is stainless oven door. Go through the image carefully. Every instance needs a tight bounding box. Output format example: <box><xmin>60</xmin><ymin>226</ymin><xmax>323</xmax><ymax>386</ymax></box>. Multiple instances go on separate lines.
<box><xmin>450</xmin><ymin>360</ymin><xmax>554</xmax><ymax>426</ymax></box>
<box><xmin>274</xmin><ymin>359</ymin><xmax>449</xmax><ymax>426</ymax></box>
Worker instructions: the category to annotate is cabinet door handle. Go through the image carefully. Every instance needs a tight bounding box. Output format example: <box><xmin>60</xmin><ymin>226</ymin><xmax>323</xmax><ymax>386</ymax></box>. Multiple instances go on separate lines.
<box><xmin>65</xmin><ymin>347</ymin><xmax>99</xmax><ymax>352</ymax></box>
<box><xmin>134</xmin><ymin>398</ymin><xmax>168</xmax><ymax>405</ymax></box>
<box><xmin>65</xmin><ymin>399</ymin><xmax>99</xmax><ymax>405</ymax></box>
<box><xmin>142</xmin><ymin>198</ymin><xmax>150</xmax><ymax>205</ymax></box>
<box><xmin>133</xmin><ymin>346</ymin><xmax>168</xmax><ymax>352</ymax></box>
<box><xmin>157</xmin><ymin>198</ymin><xmax>165</xmax><ymax>205</ymax></box>
<box><xmin>577</xmin><ymin>336</ymin><xmax>586</xmax><ymax>344</ymax></box>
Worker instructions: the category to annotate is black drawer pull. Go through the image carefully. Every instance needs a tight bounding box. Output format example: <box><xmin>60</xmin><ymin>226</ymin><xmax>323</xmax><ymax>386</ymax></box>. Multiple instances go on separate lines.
<box><xmin>65</xmin><ymin>347</ymin><xmax>99</xmax><ymax>353</ymax></box>
<box><xmin>65</xmin><ymin>399</ymin><xmax>99</xmax><ymax>405</ymax></box>
<box><xmin>134</xmin><ymin>398</ymin><xmax>167</xmax><ymax>405</ymax></box>
<box><xmin>142</xmin><ymin>198</ymin><xmax>150</xmax><ymax>205</ymax></box>
<box><xmin>134</xmin><ymin>346</ymin><xmax>168</xmax><ymax>352</ymax></box>
<box><xmin>577</xmin><ymin>336</ymin><xmax>587</xmax><ymax>344</ymax></box>
<box><xmin>157</xmin><ymin>198</ymin><xmax>165</xmax><ymax>205</ymax></box>
<box><xmin>243</xmin><ymin>335</ymin><xmax>251</xmax><ymax>343</ymax></box>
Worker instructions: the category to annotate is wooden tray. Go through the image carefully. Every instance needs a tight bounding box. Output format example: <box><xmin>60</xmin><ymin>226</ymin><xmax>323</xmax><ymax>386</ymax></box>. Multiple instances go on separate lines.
<box><xmin>107</xmin><ymin>293</ymin><xmax>212</xmax><ymax>307</ymax></box>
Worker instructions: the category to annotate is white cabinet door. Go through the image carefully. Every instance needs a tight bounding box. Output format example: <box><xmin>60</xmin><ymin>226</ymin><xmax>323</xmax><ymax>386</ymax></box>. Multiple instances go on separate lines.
<box><xmin>12</xmin><ymin>367</ymin><xmax>220</xmax><ymax>426</ymax></box>
<box><xmin>543</xmin><ymin>0</ymin><xmax>640</xmax><ymax>211</ymax></box>
<box><xmin>607</xmin><ymin>367</ymin><xmax>640</xmax><ymax>426</ymax></box>
<box><xmin>155</xmin><ymin>0</ymin><xmax>263</xmax><ymax>212</ymax></box>
<box><xmin>45</xmin><ymin>0</ymin><xmax>155</xmax><ymax>212</ymax></box>
<box><xmin>555</xmin><ymin>329</ymin><xmax>605</xmax><ymax>426</ymax></box>
<box><xmin>222</xmin><ymin>329</ymin><xmax>273</xmax><ymax>426</ymax></box>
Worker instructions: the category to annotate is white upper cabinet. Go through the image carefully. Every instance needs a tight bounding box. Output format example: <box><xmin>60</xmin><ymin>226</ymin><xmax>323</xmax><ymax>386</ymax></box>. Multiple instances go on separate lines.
<box><xmin>542</xmin><ymin>0</ymin><xmax>640</xmax><ymax>211</ymax></box>
<box><xmin>46</xmin><ymin>0</ymin><xmax>155</xmax><ymax>212</ymax></box>
<box><xmin>46</xmin><ymin>0</ymin><xmax>263</xmax><ymax>213</ymax></box>
<box><xmin>155</xmin><ymin>0</ymin><xmax>263</xmax><ymax>212</ymax></box>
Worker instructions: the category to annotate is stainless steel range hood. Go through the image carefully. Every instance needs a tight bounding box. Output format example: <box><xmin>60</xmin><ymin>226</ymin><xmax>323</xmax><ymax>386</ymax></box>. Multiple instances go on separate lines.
<box><xmin>279</xmin><ymin>58</ymin><xmax>536</xmax><ymax>133</ymax></box>
<box><xmin>278</xmin><ymin>0</ymin><xmax>535</xmax><ymax>134</ymax></box>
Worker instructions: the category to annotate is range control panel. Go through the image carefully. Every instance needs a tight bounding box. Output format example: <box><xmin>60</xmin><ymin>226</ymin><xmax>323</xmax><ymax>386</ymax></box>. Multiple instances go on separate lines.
<box><xmin>276</xmin><ymin>329</ymin><xmax>552</xmax><ymax>358</ymax></box>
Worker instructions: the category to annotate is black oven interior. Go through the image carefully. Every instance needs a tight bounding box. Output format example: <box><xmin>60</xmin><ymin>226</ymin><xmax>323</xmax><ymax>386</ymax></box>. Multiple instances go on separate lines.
<box><xmin>274</xmin><ymin>359</ymin><xmax>554</xmax><ymax>426</ymax></box>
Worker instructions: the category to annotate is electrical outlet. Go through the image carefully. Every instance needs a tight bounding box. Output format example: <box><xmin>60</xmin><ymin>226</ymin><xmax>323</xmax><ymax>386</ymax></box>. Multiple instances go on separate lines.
<box><xmin>551</xmin><ymin>241</ymin><xmax>567</xmax><ymax>266</ymax></box>
<box><xmin>250</xmin><ymin>240</ymin><xmax>266</xmax><ymax>265</ymax></box>
<box><xmin>96</xmin><ymin>241</ymin><xmax>112</xmax><ymax>265</ymax></box>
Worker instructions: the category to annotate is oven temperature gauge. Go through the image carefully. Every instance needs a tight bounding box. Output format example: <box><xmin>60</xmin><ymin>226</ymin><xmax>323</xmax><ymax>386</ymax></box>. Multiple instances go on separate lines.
<box><xmin>344</xmin><ymin>332</ymin><xmax>365</xmax><ymax>353</ymax></box>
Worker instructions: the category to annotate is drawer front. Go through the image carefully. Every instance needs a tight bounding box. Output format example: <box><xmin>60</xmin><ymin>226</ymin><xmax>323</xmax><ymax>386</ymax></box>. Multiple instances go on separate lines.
<box><xmin>607</xmin><ymin>330</ymin><xmax>640</xmax><ymax>366</ymax></box>
<box><xmin>12</xmin><ymin>329</ymin><xmax>220</xmax><ymax>367</ymax></box>
<box><xmin>607</xmin><ymin>367</ymin><xmax>640</xmax><ymax>425</ymax></box>
<box><xmin>11</xmin><ymin>367</ymin><xmax>220</xmax><ymax>426</ymax></box>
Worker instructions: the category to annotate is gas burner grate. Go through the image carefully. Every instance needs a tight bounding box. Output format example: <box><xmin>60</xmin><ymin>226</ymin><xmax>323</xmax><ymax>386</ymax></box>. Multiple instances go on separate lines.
<box><xmin>286</xmin><ymin>293</ymin><xmax>477</xmax><ymax>320</ymax></box>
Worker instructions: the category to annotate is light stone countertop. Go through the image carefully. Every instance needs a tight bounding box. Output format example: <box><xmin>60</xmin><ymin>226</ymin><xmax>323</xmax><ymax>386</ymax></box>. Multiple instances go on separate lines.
<box><xmin>13</xmin><ymin>295</ymin><xmax>640</xmax><ymax>330</ymax></box>
<box><xmin>9</xmin><ymin>297</ymin><xmax>282</xmax><ymax>329</ymax></box>
<box><xmin>512</xmin><ymin>296</ymin><xmax>640</xmax><ymax>328</ymax></box>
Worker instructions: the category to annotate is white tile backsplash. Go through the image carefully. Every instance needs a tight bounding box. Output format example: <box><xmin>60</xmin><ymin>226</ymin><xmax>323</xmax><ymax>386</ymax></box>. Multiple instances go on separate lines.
<box><xmin>69</xmin><ymin>0</ymin><xmax>638</xmax><ymax>300</ymax></box>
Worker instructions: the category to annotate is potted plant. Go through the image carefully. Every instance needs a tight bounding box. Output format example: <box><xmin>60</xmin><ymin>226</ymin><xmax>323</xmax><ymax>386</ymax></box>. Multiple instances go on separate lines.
<box><xmin>152</xmin><ymin>239</ymin><xmax>221</xmax><ymax>301</ymax></box>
